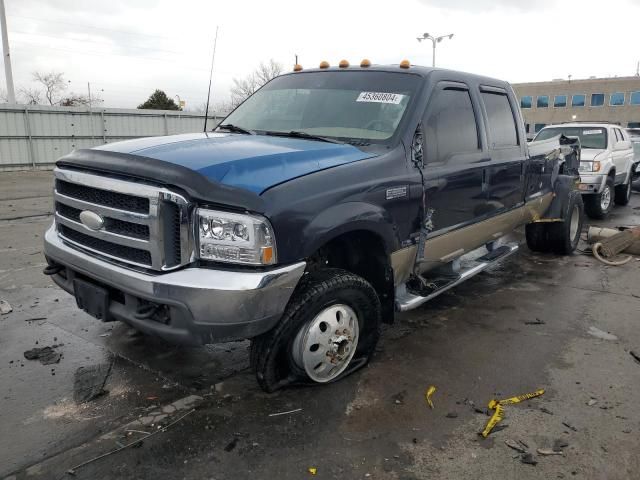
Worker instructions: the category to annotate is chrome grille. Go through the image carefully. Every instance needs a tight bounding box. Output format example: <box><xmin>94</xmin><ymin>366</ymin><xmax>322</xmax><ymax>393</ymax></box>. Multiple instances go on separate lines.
<box><xmin>53</xmin><ymin>168</ymin><xmax>193</xmax><ymax>271</ymax></box>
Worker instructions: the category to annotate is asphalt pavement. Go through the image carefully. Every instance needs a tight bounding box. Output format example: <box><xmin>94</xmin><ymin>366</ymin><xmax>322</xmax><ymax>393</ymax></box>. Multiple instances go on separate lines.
<box><xmin>1</xmin><ymin>170</ymin><xmax>639</xmax><ymax>480</ymax></box>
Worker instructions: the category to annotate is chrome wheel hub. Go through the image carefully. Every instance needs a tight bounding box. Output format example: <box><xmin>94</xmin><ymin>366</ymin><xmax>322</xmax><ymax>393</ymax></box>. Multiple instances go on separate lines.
<box><xmin>600</xmin><ymin>186</ymin><xmax>611</xmax><ymax>211</ymax></box>
<box><xmin>292</xmin><ymin>304</ymin><xmax>359</xmax><ymax>383</ymax></box>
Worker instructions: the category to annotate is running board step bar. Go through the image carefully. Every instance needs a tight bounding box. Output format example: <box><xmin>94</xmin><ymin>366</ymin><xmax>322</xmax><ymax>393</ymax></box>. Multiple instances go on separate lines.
<box><xmin>395</xmin><ymin>243</ymin><xmax>519</xmax><ymax>312</ymax></box>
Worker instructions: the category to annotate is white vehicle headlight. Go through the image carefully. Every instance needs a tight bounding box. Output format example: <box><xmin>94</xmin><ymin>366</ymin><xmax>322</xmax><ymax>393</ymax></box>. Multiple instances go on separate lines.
<box><xmin>579</xmin><ymin>161</ymin><xmax>601</xmax><ymax>173</ymax></box>
<box><xmin>197</xmin><ymin>208</ymin><xmax>276</xmax><ymax>265</ymax></box>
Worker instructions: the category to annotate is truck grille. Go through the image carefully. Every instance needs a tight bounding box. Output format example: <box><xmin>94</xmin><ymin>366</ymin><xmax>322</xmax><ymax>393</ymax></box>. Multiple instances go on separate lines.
<box><xmin>53</xmin><ymin>168</ymin><xmax>192</xmax><ymax>271</ymax></box>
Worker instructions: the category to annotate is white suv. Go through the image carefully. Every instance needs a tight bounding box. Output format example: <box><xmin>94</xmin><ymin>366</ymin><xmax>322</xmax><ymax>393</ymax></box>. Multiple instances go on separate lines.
<box><xmin>534</xmin><ymin>123</ymin><xmax>635</xmax><ymax>219</ymax></box>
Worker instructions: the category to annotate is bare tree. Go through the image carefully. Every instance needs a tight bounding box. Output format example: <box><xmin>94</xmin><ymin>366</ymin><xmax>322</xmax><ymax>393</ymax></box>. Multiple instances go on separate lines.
<box><xmin>59</xmin><ymin>93</ymin><xmax>95</xmax><ymax>107</ymax></box>
<box><xmin>230</xmin><ymin>59</ymin><xmax>283</xmax><ymax>108</ymax></box>
<box><xmin>33</xmin><ymin>71</ymin><xmax>68</xmax><ymax>105</ymax></box>
<box><xmin>18</xmin><ymin>87</ymin><xmax>43</xmax><ymax>105</ymax></box>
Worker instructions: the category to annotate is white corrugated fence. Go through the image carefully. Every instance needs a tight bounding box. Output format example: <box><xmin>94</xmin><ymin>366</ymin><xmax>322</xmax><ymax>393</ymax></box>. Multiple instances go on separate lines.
<box><xmin>0</xmin><ymin>104</ymin><xmax>223</xmax><ymax>170</ymax></box>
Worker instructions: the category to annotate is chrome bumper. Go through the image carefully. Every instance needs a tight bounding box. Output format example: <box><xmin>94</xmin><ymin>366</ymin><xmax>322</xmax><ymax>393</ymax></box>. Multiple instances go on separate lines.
<box><xmin>578</xmin><ymin>173</ymin><xmax>606</xmax><ymax>194</ymax></box>
<box><xmin>44</xmin><ymin>224</ymin><xmax>306</xmax><ymax>344</ymax></box>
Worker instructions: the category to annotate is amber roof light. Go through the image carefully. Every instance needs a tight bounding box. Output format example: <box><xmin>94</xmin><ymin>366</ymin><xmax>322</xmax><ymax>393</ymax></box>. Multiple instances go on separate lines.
<box><xmin>360</xmin><ymin>59</ymin><xmax>371</xmax><ymax>68</ymax></box>
<box><xmin>293</xmin><ymin>64</ymin><xmax>303</xmax><ymax>72</ymax></box>
<box><xmin>399</xmin><ymin>59</ymin><xmax>411</xmax><ymax>69</ymax></box>
<box><xmin>339</xmin><ymin>59</ymin><xmax>349</xmax><ymax>68</ymax></box>
<box><xmin>319</xmin><ymin>61</ymin><xmax>330</xmax><ymax>69</ymax></box>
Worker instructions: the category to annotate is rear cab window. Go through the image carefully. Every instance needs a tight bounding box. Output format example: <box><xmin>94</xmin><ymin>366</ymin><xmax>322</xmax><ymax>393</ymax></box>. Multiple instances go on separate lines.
<box><xmin>480</xmin><ymin>87</ymin><xmax>519</xmax><ymax>148</ymax></box>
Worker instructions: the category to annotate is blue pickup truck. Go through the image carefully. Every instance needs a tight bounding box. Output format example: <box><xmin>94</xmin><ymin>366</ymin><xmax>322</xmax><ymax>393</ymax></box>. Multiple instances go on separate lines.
<box><xmin>43</xmin><ymin>61</ymin><xmax>582</xmax><ymax>391</ymax></box>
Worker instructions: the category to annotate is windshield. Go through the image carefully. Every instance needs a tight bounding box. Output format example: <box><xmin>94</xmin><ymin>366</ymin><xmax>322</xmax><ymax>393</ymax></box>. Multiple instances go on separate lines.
<box><xmin>221</xmin><ymin>71</ymin><xmax>420</xmax><ymax>144</ymax></box>
<box><xmin>534</xmin><ymin>127</ymin><xmax>607</xmax><ymax>149</ymax></box>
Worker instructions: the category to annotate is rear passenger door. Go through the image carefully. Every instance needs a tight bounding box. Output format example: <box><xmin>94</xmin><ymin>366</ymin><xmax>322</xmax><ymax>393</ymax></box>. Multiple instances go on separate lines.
<box><xmin>422</xmin><ymin>81</ymin><xmax>486</xmax><ymax>233</ymax></box>
<box><xmin>478</xmin><ymin>86</ymin><xmax>526</xmax><ymax>213</ymax></box>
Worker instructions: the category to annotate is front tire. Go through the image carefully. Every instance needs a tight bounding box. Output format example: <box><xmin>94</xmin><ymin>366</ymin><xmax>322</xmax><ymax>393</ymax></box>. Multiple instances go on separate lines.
<box><xmin>251</xmin><ymin>268</ymin><xmax>381</xmax><ymax>393</ymax></box>
<box><xmin>584</xmin><ymin>176</ymin><xmax>614</xmax><ymax>219</ymax></box>
<box><xmin>526</xmin><ymin>191</ymin><xmax>584</xmax><ymax>255</ymax></box>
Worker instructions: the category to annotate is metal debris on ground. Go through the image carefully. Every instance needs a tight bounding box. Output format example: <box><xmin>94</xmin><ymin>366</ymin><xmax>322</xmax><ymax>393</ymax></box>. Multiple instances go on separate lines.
<box><xmin>66</xmin><ymin>408</ymin><xmax>195</xmax><ymax>476</ymax></box>
<box><xmin>268</xmin><ymin>408</ymin><xmax>302</xmax><ymax>417</ymax></box>
<box><xmin>505</xmin><ymin>439</ymin><xmax>527</xmax><ymax>453</ymax></box>
<box><xmin>481</xmin><ymin>389</ymin><xmax>545</xmax><ymax>438</ymax></box>
<box><xmin>562</xmin><ymin>421</ymin><xmax>578</xmax><ymax>432</ymax></box>
<box><xmin>540</xmin><ymin>407</ymin><xmax>554</xmax><ymax>415</ymax></box>
<box><xmin>553</xmin><ymin>439</ymin><xmax>569</xmax><ymax>452</ymax></box>
<box><xmin>587</xmin><ymin>398</ymin><xmax>598</xmax><ymax>406</ymax></box>
<box><xmin>445</xmin><ymin>412</ymin><xmax>458</xmax><ymax>418</ymax></box>
<box><xmin>425</xmin><ymin>385</ymin><xmax>437</xmax><ymax>409</ymax></box>
<box><xmin>73</xmin><ymin>363</ymin><xmax>114</xmax><ymax>403</ymax></box>
<box><xmin>630</xmin><ymin>351</ymin><xmax>640</xmax><ymax>364</ymax></box>
<box><xmin>520</xmin><ymin>452</ymin><xmax>538</xmax><ymax>465</ymax></box>
<box><xmin>23</xmin><ymin>346</ymin><xmax>61</xmax><ymax>365</ymax></box>
<box><xmin>0</xmin><ymin>299</ymin><xmax>12</xmax><ymax>315</ymax></box>
<box><xmin>537</xmin><ymin>448</ymin><xmax>564</xmax><ymax>456</ymax></box>
<box><xmin>524</xmin><ymin>318</ymin><xmax>546</xmax><ymax>325</ymax></box>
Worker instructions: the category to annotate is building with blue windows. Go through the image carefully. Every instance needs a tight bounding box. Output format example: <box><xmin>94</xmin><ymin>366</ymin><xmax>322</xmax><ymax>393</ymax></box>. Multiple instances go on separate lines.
<box><xmin>512</xmin><ymin>76</ymin><xmax>640</xmax><ymax>138</ymax></box>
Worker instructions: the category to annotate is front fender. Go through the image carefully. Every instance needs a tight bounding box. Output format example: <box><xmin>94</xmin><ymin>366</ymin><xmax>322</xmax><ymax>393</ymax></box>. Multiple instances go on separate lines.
<box><xmin>301</xmin><ymin>201</ymin><xmax>400</xmax><ymax>258</ymax></box>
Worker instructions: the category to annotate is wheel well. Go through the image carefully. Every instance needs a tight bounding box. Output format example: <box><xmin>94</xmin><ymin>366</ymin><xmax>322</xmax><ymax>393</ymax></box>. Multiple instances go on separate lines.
<box><xmin>608</xmin><ymin>168</ymin><xmax>616</xmax><ymax>179</ymax></box>
<box><xmin>306</xmin><ymin>230</ymin><xmax>395</xmax><ymax>323</ymax></box>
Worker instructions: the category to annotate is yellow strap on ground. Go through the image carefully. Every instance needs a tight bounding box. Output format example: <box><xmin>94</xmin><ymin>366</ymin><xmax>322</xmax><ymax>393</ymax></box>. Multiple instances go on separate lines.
<box><xmin>481</xmin><ymin>403</ymin><xmax>504</xmax><ymax>438</ymax></box>
<box><xmin>425</xmin><ymin>385</ymin><xmax>436</xmax><ymax>409</ymax></box>
<box><xmin>481</xmin><ymin>389</ymin><xmax>544</xmax><ymax>438</ymax></box>
<box><xmin>497</xmin><ymin>389</ymin><xmax>545</xmax><ymax>406</ymax></box>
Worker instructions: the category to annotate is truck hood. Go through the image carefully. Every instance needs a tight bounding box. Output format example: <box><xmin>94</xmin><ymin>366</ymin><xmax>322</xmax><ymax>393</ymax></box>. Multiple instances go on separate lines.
<box><xmin>580</xmin><ymin>149</ymin><xmax>607</xmax><ymax>161</ymax></box>
<box><xmin>95</xmin><ymin>132</ymin><xmax>375</xmax><ymax>194</ymax></box>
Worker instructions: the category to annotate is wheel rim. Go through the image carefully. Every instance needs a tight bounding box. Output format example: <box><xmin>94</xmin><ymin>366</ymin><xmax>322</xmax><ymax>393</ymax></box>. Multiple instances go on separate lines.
<box><xmin>569</xmin><ymin>204</ymin><xmax>580</xmax><ymax>241</ymax></box>
<box><xmin>292</xmin><ymin>304</ymin><xmax>359</xmax><ymax>383</ymax></box>
<box><xmin>600</xmin><ymin>186</ymin><xmax>611</xmax><ymax>211</ymax></box>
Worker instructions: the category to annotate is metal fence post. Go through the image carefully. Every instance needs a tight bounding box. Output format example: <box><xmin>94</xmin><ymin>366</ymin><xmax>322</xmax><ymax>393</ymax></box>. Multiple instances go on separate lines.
<box><xmin>163</xmin><ymin>113</ymin><xmax>169</xmax><ymax>135</ymax></box>
<box><xmin>23</xmin><ymin>106</ymin><xmax>36</xmax><ymax>169</ymax></box>
<box><xmin>100</xmin><ymin>110</ymin><xmax>106</xmax><ymax>143</ymax></box>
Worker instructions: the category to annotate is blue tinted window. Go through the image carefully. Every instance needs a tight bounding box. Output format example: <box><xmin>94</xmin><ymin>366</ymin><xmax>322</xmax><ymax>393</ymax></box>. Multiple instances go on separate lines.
<box><xmin>572</xmin><ymin>94</ymin><xmax>585</xmax><ymax>107</ymax></box>
<box><xmin>630</xmin><ymin>92</ymin><xmax>640</xmax><ymax>105</ymax></box>
<box><xmin>591</xmin><ymin>93</ymin><xmax>605</xmax><ymax>106</ymax></box>
<box><xmin>554</xmin><ymin>95</ymin><xmax>567</xmax><ymax>107</ymax></box>
<box><xmin>520</xmin><ymin>96</ymin><xmax>532</xmax><ymax>109</ymax></box>
<box><xmin>629</xmin><ymin>122</ymin><xmax>640</xmax><ymax>128</ymax></box>
<box><xmin>534</xmin><ymin>123</ymin><xmax>546</xmax><ymax>133</ymax></box>
<box><xmin>537</xmin><ymin>95</ymin><xmax>548</xmax><ymax>108</ymax></box>
<box><xmin>610</xmin><ymin>92</ymin><xmax>625</xmax><ymax>106</ymax></box>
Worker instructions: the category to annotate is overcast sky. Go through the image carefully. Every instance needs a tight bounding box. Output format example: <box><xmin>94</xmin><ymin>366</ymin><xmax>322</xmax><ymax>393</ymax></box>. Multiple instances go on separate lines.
<box><xmin>2</xmin><ymin>0</ymin><xmax>640</xmax><ymax>111</ymax></box>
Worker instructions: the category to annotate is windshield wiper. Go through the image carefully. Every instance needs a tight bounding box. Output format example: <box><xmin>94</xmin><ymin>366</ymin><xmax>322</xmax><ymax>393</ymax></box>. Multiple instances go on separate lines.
<box><xmin>264</xmin><ymin>130</ymin><xmax>343</xmax><ymax>144</ymax></box>
<box><xmin>216</xmin><ymin>123</ymin><xmax>256</xmax><ymax>135</ymax></box>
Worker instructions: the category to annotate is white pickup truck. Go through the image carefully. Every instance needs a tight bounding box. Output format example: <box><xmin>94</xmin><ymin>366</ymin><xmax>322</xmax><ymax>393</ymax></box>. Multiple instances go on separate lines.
<box><xmin>535</xmin><ymin>123</ymin><xmax>635</xmax><ymax>219</ymax></box>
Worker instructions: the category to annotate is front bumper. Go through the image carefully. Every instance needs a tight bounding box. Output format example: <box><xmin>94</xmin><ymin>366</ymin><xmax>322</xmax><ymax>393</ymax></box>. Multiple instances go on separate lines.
<box><xmin>43</xmin><ymin>224</ymin><xmax>306</xmax><ymax>345</ymax></box>
<box><xmin>578</xmin><ymin>173</ymin><xmax>606</xmax><ymax>194</ymax></box>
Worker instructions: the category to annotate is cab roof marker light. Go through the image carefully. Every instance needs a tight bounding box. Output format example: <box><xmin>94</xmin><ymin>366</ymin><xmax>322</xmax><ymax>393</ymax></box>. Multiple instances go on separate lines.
<box><xmin>399</xmin><ymin>59</ymin><xmax>411</xmax><ymax>69</ymax></box>
<box><xmin>293</xmin><ymin>64</ymin><xmax>303</xmax><ymax>72</ymax></box>
<box><xmin>339</xmin><ymin>59</ymin><xmax>349</xmax><ymax>68</ymax></box>
<box><xmin>360</xmin><ymin>59</ymin><xmax>372</xmax><ymax>68</ymax></box>
<box><xmin>319</xmin><ymin>61</ymin><xmax>330</xmax><ymax>69</ymax></box>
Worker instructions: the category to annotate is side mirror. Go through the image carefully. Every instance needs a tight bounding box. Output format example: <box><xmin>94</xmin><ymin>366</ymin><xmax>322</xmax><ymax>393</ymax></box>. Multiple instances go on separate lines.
<box><xmin>614</xmin><ymin>140</ymin><xmax>632</xmax><ymax>151</ymax></box>
<box><xmin>411</xmin><ymin>124</ymin><xmax>424</xmax><ymax>168</ymax></box>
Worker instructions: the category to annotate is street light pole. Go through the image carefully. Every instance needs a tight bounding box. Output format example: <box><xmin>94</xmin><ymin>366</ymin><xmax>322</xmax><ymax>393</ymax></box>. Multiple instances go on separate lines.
<box><xmin>0</xmin><ymin>0</ymin><xmax>16</xmax><ymax>103</ymax></box>
<box><xmin>417</xmin><ymin>32</ymin><xmax>454</xmax><ymax>68</ymax></box>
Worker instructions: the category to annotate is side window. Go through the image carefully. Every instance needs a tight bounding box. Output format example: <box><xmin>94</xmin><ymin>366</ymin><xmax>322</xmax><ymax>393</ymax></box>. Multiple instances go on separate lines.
<box><xmin>481</xmin><ymin>91</ymin><xmax>518</xmax><ymax>148</ymax></box>
<box><xmin>616</xmin><ymin>128</ymin><xmax>626</xmax><ymax>142</ymax></box>
<box><xmin>424</xmin><ymin>87</ymin><xmax>479</xmax><ymax>163</ymax></box>
<box><xmin>613</xmin><ymin>129</ymin><xmax>621</xmax><ymax>142</ymax></box>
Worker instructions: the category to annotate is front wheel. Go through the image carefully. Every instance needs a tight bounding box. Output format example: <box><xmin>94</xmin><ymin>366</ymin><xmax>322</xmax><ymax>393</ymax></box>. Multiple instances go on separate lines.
<box><xmin>584</xmin><ymin>176</ymin><xmax>614</xmax><ymax>219</ymax></box>
<box><xmin>251</xmin><ymin>268</ymin><xmax>381</xmax><ymax>393</ymax></box>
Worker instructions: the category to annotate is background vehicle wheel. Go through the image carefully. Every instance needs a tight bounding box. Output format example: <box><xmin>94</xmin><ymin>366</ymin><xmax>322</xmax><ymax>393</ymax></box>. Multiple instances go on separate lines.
<box><xmin>548</xmin><ymin>192</ymin><xmax>584</xmax><ymax>254</ymax></box>
<box><xmin>250</xmin><ymin>268</ymin><xmax>381</xmax><ymax>393</ymax></box>
<box><xmin>614</xmin><ymin>173</ymin><xmax>632</xmax><ymax>206</ymax></box>
<box><xmin>584</xmin><ymin>176</ymin><xmax>614</xmax><ymax>219</ymax></box>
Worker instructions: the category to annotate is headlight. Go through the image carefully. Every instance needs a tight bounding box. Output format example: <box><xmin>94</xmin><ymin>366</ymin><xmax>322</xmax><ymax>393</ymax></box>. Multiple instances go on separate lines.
<box><xmin>197</xmin><ymin>208</ymin><xmax>276</xmax><ymax>265</ymax></box>
<box><xmin>578</xmin><ymin>161</ymin><xmax>601</xmax><ymax>173</ymax></box>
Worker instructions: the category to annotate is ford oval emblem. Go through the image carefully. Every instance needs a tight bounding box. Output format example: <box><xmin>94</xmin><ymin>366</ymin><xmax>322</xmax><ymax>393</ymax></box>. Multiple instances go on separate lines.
<box><xmin>79</xmin><ymin>210</ymin><xmax>105</xmax><ymax>231</ymax></box>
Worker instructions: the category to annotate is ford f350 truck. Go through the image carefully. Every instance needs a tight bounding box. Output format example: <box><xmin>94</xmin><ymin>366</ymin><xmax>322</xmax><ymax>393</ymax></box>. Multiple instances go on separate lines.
<box><xmin>43</xmin><ymin>61</ymin><xmax>583</xmax><ymax>392</ymax></box>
